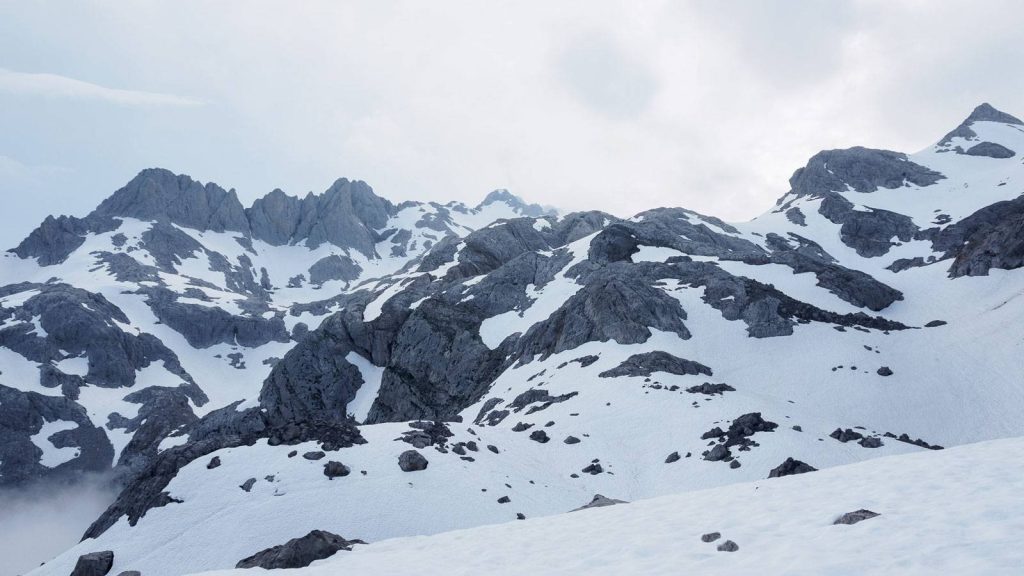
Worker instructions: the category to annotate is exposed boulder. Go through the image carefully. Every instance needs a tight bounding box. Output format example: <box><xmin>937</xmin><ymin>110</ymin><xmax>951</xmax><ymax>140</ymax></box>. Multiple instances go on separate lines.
<box><xmin>323</xmin><ymin>461</ymin><xmax>351</xmax><ymax>479</ymax></box>
<box><xmin>599</xmin><ymin>351</ymin><xmax>712</xmax><ymax>379</ymax></box>
<box><xmin>70</xmin><ymin>551</ymin><xmax>115</xmax><ymax>576</ymax></box>
<box><xmin>398</xmin><ymin>450</ymin><xmax>428</xmax><ymax>472</ymax></box>
<box><xmin>833</xmin><ymin>509</ymin><xmax>880</xmax><ymax>525</ymax></box>
<box><xmin>235</xmin><ymin>530</ymin><xmax>364</xmax><ymax>569</ymax></box>
<box><xmin>768</xmin><ymin>458</ymin><xmax>817</xmax><ymax>478</ymax></box>
<box><xmin>571</xmin><ymin>494</ymin><xmax>626</xmax><ymax>512</ymax></box>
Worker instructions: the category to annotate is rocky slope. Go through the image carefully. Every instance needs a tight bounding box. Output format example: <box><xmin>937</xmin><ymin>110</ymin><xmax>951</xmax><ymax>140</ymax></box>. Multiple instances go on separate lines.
<box><xmin>4</xmin><ymin>103</ymin><xmax>1024</xmax><ymax>576</ymax></box>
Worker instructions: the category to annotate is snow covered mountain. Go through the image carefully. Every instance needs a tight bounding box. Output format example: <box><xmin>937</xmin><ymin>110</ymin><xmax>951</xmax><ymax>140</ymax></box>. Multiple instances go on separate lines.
<box><xmin>5</xmin><ymin>103</ymin><xmax>1024</xmax><ymax>576</ymax></box>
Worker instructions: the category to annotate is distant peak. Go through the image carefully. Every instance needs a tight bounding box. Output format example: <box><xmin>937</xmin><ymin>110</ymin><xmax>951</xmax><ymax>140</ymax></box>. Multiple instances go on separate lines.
<box><xmin>477</xmin><ymin>189</ymin><xmax>556</xmax><ymax>217</ymax></box>
<box><xmin>964</xmin><ymin>103</ymin><xmax>1023</xmax><ymax>126</ymax></box>
<box><xmin>938</xmin><ymin>103</ymin><xmax>1024</xmax><ymax>146</ymax></box>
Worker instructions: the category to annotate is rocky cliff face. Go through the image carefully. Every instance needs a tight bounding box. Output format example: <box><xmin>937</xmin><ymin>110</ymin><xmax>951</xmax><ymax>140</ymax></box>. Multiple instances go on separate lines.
<box><xmin>8</xmin><ymin>104</ymin><xmax>1024</xmax><ymax>576</ymax></box>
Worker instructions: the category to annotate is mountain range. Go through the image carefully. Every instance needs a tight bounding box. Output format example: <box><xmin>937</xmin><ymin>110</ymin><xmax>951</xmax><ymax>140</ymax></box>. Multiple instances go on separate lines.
<box><xmin>3</xmin><ymin>103</ymin><xmax>1024</xmax><ymax>576</ymax></box>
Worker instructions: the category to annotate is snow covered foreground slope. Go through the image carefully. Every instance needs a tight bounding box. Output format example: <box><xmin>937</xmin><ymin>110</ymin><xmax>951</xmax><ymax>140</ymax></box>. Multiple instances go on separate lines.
<box><xmin>193</xmin><ymin>437</ymin><xmax>1024</xmax><ymax>576</ymax></box>
<box><xmin>8</xmin><ymin>103</ymin><xmax>1024</xmax><ymax>575</ymax></box>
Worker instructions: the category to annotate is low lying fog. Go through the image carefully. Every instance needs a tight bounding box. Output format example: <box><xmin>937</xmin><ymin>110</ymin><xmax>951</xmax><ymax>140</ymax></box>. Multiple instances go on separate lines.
<box><xmin>0</xmin><ymin>476</ymin><xmax>118</xmax><ymax>576</ymax></box>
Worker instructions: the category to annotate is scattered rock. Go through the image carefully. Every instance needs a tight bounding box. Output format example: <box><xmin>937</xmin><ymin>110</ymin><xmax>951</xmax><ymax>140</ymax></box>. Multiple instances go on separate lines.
<box><xmin>303</xmin><ymin>451</ymin><xmax>326</xmax><ymax>460</ymax></box>
<box><xmin>859</xmin><ymin>436</ymin><xmax>884</xmax><ymax>448</ymax></box>
<box><xmin>685</xmin><ymin>383</ymin><xmax>736</xmax><ymax>395</ymax></box>
<box><xmin>511</xmin><ymin>422</ymin><xmax>533</xmax><ymax>432</ymax></box>
<box><xmin>516</xmin><ymin>513</ymin><xmax>526</xmax><ymax>520</ymax></box>
<box><xmin>497</xmin><ymin>496</ymin><xmax>511</xmax><ymax>504</ymax></box>
<box><xmin>924</xmin><ymin>320</ymin><xmax>947</xmax><ymax>328</ymax></box>
<box><xmin>581</xmin><ymin>462</ymin><xmax>604</xmax><ymax>475</ymax></box>
<box><xmin>564</xmin><ymin>435</ymin><xmax>581</xmax><ymax>445</ymax></box>
<box><xmin>665</xmin><ymin>451</ymin><xmax>681</xmax><ymax>463</ymax></box>
<box><xmin>398</xmin><ymin>450</ymin><xmax>429</xmax><ymax>472</ymax></box>
<box><xmin>877</xmin><ymin>366</ymin><xmax>893</xmax><ymax>377</ymax></box>
<box><xmin>703</xmin><ymin>444</ymin><xmax>731</xmax><ymax>462</ymax></box>
<box><xmin>323</xmin><ymin>461</ymin><xmax>351</xmax><ymax>479</ymax></box>
<box><xmin>71</xmin><ymin>551</ymin><xmax>115</xmax><ymax>576</ymax></box>
<box><xmin>235</xmin><ymin>530</ymin><xmax>364</xmax><ymax>569</ymax></box>
<box><xmin>240</xmin><ymin>478</ymin><xmax>256</xmax><ymax>492</ymax></box>
<box><xmin>571</xmin><ymin>494</ymin><xmax>626</xmax><ymax>511</ymax></box>
<box><xmin>717</xmin><ymin>540</ymin><xmax>739</xmax><ymax>552</ymax></box>
<box><xmin>701</xmin><ymin>532</ymin><xmax>721</xmax><ymax>543</ymax></box>
<box><xmin>833</xmin><ymin>509</ymin><xmax>880</xmax><ymax>525</ymax></box>
<box><xmin>207</xmin><ymin>456</ymin><xmax>221</xmax><ymax>469</ymax></box>
<box><xmin>729</xmin><ymin>460</ymin><xmax>741</xmax><ymax>469</ymax></box>
<box><xmin>830</xmin><ymin>428</ymin><xmax>864</xmax><ymax>443</ymax></box>
<box><xmin>529</xmin><ymin>430</ymin><xmax>550</xmax><ymax>443</ymax></box>
<box><xmin>768</xmin><ymin>458</ymin><xmax>817</xmax><ymax>478</ymax></box>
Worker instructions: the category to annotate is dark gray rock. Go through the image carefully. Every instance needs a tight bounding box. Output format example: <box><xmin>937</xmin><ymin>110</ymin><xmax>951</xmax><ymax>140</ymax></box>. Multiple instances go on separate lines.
<box><xmin>508</xmin><ymin>389</ymin><xmax>578</xmax><ymax>414</ymax></box>
<box><xmin>599</xmin><ymin>351</ymin><xmax>712</xmax><ymax>379</ymax></box>
<box><xmin>11</xmin><ymin>214</ymin><xmax>116</xmax><ymax>266</ymax></box>
<box><xmin>398</xmin><ymin>450</ymin><xmax>428</xmax><ymax>472</ymax></box>
<box><xmin>701</xmin><ymin>532</ymin><xmax>721</xmax><ymax>543</ymax></box>
<box><xmin>859</xmin><ymin>436</ymin><xmax>883</xmax><ymax>448</ymax></box>
<box><xmin>665</xmin><ymin>451</ymin><xmax>681</xmax><ymax>463</ymax></box>
<box><xmin>323</xmin><ymin>461</ymin><xmax>351</xmax><ymax>479</ymax></box>
<box><xmin>581</xmin><ymin>462</ymin><xmax>604</xmax><ymax>475</ymax></box>
<box><xmin>240</xmin><ymin>478</ymin><xmax>256</xmax><ymax>492</ymax></box>
<box><xmin>529</xmin><ymin>430</ymin><xmax>550</xmax><ymax>443</ymax></box>
<box><xmin>564</xmin><ymin>436</ymin><xmax>581</xmax><ymax>445</ymax></box>
<box><xmin>571</xmin><ymin>494</ymin><xmax>626</xmax><ymax>511</ymax></box>
<box><xmin>833</xmin><ymin>509</ymin><xmax>880</xmax><ymax>525</ymax></box>
<box><xmin>964</xmin><ymin>141</ymin><xmax>1015</xmax><ymax>158</ymax></box>
<box><xmin>768</xmin><ymin>458</ymin><xmax>817</xmax><ymax>478</ymax></box>
<box><xmin>235</xmin><ymin>530</ymin><xmax>364</xmax><ymax>569</ymax></box>
<box><xmin>206</xmin><ymin>456</ymin><xmax>220</xmax><ymax>469</ymax></box>
<box><xmin>788</xmin><ymin>147</ymin><xmax>944</xmax><ymax>200</ymax></box>
<box><xmin>717</xmin><ymin>540</ymin><xmax>739</xmax><ymax>552</ymax></box>
<box><xmin>703</xmin><ymin>444</ymin><xmax>731</xmax><ymax>462</ymax></box>
<box><xmin>308</xmin><ymin>255</ymin><xmax>362</xmax><ymax>285</ymax></box>
<box><xmin>877</xmin><ymin>366</ymin><xmax>893</xmax><ymax>377</ymax></box>
<box><xmin>924</xmin><ymin>320</ymin><xmax>947</xmax><ymax>328</ymax></box>
<box><xmin>303</xmin><ymin>451</ymin><xmax>325</xmax><ymax>460</ymax></box>
<box><xmin>497</xmin><ymin>495</ymin><xmax>511</xmax><ymax>504</ymax></box>
<box><xmin>686</xmin><ymin>383</ymin><xmax>735</xmax><ymax>395</ymax></box>
<box><xmin>70</xmin><ymin>551</ymin><xmax>115</xmax><ymax>576</ymax></box>
<box><xmin>830</xmin><ymin>428</ymin><xmax>863</xmax><ymax>443</ymax></box>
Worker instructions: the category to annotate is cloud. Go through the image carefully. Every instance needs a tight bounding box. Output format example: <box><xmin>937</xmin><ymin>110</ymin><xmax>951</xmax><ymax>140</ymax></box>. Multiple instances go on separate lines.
<box><xmin>0</xmin><ymin>475</ymin><xmax>119</xmax><ymax>576</ymax></box>
<box><xmin>0</xmin><ymin>68</ymin><xmax>204</xmax><ymax>107</ymax></box>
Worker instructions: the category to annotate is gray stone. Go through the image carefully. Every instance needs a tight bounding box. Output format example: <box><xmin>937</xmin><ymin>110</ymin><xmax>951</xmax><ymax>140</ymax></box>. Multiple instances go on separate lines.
<box><xmin>833</xmin><ymin>509</ymin><xmax>880</xmax><ymax>525</ymax></box>
<box><xmin>323</xmin><ymin>461</ymin><xmax>351</xmax><ymax>479</ymax></box>
<box><xmin>716</xmin><ymin>540</ymin><xmax>739</xmax><ymax>552</ymax></box>
<box><xmin>877</xmin><ymin>366</ymin><xmax>893</xmax><ymax>376</ymax></box>
<box><xmin>964</xmin><ymin>141</ymin><xmax>1015</xmax><ymax>158</ymax></box>
<box><xmin>571</xmin><ymin>494</ymin><xmax>626</xmax><ymax>511</ymax></box>
<box><xmin>768</xmin><ymin>457</ymin><xmax>817</xmax><ymax>478</ymax></box>
<box><xmin>398</xmin><ymin>450</ymin><xmax>428</xmax><ymax>472</ymax></box>
<box><xmin>70</xmin><ymin>551</ymin><xmax>115</xmax><ymax>576</ymax></box>
<box><xmin>235</xmin><ymin>530</ymin><xmax>364</xmax><ymax>569</ymax></box>
<box><xmin>599</xmin><ymin>351</ymin><xmax>712</xmax><ymax>379</ymax></box>
<box><xmin>701</xmin><ymin>532</ymin><xmax>720</xmax><ymax>543</ymax></box>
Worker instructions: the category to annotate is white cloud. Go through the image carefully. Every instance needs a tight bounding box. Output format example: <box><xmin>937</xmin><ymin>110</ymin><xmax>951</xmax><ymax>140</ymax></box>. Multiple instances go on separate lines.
<box><xmin>0</xmin><ymin>68</ymin><xmax>204</xmax><ymax>107</ymax></box>
<box><xmin>0</xmin><ymin>0</ymin><xmax>1022</xmax><ymax>229</ymax></box>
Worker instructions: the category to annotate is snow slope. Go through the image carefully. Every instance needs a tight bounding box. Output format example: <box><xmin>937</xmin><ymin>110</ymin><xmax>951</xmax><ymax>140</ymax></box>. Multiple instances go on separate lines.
<box><xmin>195</xmin><ymin>436</ymin><xmax>1024</xmax><ymax>576</ymax></box>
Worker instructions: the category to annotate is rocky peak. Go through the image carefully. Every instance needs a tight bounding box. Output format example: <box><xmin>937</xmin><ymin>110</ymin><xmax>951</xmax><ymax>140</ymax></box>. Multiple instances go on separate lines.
<box><xmin>963</xmin><ymin>102</ymin><xmax>1023</xmax><ymax>126</ymax></box>
<box><xmin>939</xmin><ymin>103</ymin><xmax>1024</xmax><ymax>146</ymax></box>
<box><xmin>477</xmin><ymin>189</ymin><xmax>554</xmax><ymax>218</ymax></box>
<box><xmin>90</xmin><ymin>168</ymin><xmax>250</xmax><ymax>234</ymax></box>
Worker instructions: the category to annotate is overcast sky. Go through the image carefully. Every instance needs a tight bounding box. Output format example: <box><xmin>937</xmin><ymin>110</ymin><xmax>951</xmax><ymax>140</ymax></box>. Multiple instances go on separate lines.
<box><xmin>1</xmin><ymin>1</ymin><xmax>1022</xmax><ymax>248</ymax></box>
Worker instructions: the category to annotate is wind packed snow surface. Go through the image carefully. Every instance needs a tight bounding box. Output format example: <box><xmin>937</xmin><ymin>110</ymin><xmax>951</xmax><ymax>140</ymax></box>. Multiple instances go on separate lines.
<box><xmin>195</xmin><ymin>437</ymin><xmax>1024</xmax><ymax>576</ymax></box>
